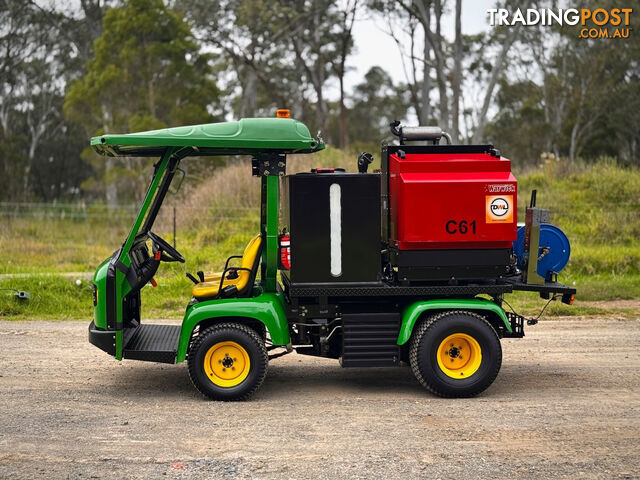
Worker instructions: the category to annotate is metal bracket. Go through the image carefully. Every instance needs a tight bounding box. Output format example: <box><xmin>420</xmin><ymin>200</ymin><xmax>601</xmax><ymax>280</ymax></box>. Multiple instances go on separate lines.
<box><xmin>523</xmin><ymin>207</ymin><xmax>550</xmax><ymax>285</ymax></box>
<box><xmin>252</xmin><ymin>153</ymin><xmax>286</xmax><ymax>177</ymax></box>
<box><xmin>504</xmin><ymin>312</ymin><xmax>526</xmax><ymax>338</ymax></box>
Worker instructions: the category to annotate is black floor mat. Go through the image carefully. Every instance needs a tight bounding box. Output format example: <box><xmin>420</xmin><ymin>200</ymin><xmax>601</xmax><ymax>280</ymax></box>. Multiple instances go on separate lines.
<box><xmin>123</xmin><ymin>324</ymin><xmax>181</xmax><ymax>363</ymax></box>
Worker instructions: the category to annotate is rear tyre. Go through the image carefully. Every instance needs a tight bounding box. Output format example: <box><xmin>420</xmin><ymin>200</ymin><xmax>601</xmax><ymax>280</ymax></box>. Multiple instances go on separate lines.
<box><xmin>188</xmin><ymin>323</ymin><xmax>268</xmax><ymax>401</ymax></box>
<box><xmin>409</xmin><ymin>311</ymin><xmax>502</xmax><ymax>398</ymax></box>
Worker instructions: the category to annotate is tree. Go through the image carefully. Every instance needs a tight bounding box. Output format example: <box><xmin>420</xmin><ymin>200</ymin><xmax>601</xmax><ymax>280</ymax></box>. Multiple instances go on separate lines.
<box><xmin>347</xmin><ymin>66</ymin><xmax>411</xmax><ymax>144</ymax></box>
<box><xmin>450</xmin><ymin>0</ymin><xmax>461</xmax><ymax>143</ymax></box>
<box><xmin>0</xmin><ymin>0</ymin><xmax>36</xmax><ymax>135</ymax></box>
<box><xmin>177</xmin><ymin>0</ymin><xmax>296</xmax><ymax>117</ymax></box>
<box><xmin>329</xmin><ymin>0</ymin><xmax>359</xmax><ymax>149</ymax></box>
<box><xmin>370</xmin><ymin>0</ymin><xmax>431</xmax><ymax>125</ymax></box>
<box><xmin>371</xmin><ymin>0</ymin><xmax>529</xmax><ymax>144</ymax></box>
<box><xmin>469</xmin><ymin>22</ymin><xmax>524</xmax><ymax>144</ymax></box>
<box><xmin>0</xmin><ymin>1</ymin><xmax>90</xmax><ymax>200</ymax></box>
<box><xmin>485</xmin><ymin>0</ymin><xmax>639</xmax><ymax>165</ymax></box>
<box><xmin>65</xmin><ymin>0</ymin><xmax>220</xmax><ymax>207</ymax></box>
<box><xmin>180</xmin><ymin>0</ymin><xmax>361</xmax><ymax>144</ymax></box>
<box><xmin>26</xmin><ymin>0</ymin><xmax>113</xmax><ymax>71</ymax></box>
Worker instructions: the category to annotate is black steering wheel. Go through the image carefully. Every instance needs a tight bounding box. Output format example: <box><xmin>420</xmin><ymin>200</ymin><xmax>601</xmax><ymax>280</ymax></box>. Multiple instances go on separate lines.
<box><xmin>147</xmin><ymin>231</ymin><xmax>185</xmax><ymax>263</ymax></box>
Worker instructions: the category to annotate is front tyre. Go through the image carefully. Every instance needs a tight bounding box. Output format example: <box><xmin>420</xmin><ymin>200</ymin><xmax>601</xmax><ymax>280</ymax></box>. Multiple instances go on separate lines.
<box><xmin>409</xmin><ymin>311</ymin><xmax>502</xmax><ymax>398</ymax></box>
<box><xmin>188</xmin><ymin>323</ymin><xmax>268</xmax><ymax>401</ymax></box>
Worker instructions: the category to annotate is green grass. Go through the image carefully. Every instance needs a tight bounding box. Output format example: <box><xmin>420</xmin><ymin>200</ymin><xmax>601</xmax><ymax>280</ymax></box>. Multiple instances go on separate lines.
<box><xmin>0</xmin><ymin>275</ymin><xmax>93</xmax><ymax>320</ymax></box>
<box><xmin>1</xmin><ymin>156</ymin><xmax>638</xmax><ymax>320</ymax></box>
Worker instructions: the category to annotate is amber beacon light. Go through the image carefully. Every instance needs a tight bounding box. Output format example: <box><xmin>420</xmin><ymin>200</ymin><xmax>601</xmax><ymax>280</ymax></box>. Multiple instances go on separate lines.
<box><xmin>276</xmin><ymin>109</ymin><xmax>291</xmax><ymax>118</ymax></box>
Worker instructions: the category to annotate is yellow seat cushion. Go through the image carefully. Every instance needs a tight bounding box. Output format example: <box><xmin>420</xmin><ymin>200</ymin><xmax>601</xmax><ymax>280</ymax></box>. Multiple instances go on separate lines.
<box><xmin>191</xmin><ymin>234</ymin><xmax>262</xmax><ymax>300</ymax></box>
<box><xmin>203</xmin><ymin>271</ymin><xmax>223</xmax><ymax>282</ymax></box>
<box><xmin>191</xmin><ymin>277</ymin><xmax>241</xmax><ymax>298</ymax></box>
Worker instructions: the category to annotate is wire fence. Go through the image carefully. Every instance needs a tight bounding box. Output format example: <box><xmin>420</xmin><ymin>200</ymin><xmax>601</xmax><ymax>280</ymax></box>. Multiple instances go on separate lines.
<box><xmin>1</xmin><ymin>202</ymin><xmax>638</xmax><ymax>271</ymax></box>
<box><xmin>0</xmin><ymin>202</ymin><xmax>257</xmax><ymax>221</ymax></box>
<box><xmin>2</xmin><ymin>200</ymin><xmax>637</xmax><ymax>237</ymax></box>
<box><xmin>0</xmin><ymin>202</ymin><xmax>262</xmax><ymax>253</ymax></box>
<box><xmin>1</xmin><ymin>200</ymin><xmax>638</xmax><ymax>220</ymax></box>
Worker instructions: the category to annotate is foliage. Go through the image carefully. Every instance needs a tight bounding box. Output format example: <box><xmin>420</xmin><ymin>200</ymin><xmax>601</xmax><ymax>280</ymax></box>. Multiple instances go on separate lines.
<box><xmin>0</xmin><ymin>0</ymin><xmax>90</xmax><ymax>201</ymax></box>
<box><xmin>486</xmin><ymin>0</ymin><xmax>640</xmax><ymax>165</ymax></box>
<box><xmin>0</xmin><ymin>0</ymin><xmax>638</xmax><ymax>203</ymax></box>
<box><xmin>337</xmin><ymin>67</ymin><xmax>411</xmax><ymax>144</ymax></box>
<box><xmin>64</xmin><ymin>0</ymin><xmax>220</xmax><ymax>205</ymax></box>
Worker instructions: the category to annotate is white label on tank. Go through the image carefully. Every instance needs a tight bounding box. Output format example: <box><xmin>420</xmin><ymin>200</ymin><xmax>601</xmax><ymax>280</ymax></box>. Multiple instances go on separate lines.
<box><xmin>329</xmin><ymin>183</ymin><xmax>342</xmax><ymax>277</ymax></box>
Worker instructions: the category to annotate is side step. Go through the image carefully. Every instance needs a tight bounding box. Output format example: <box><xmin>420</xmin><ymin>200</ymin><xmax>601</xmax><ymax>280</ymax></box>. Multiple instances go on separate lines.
<box><xmin>341</xmin><ymin>313</ymin><xmax>401</xmax><ymax>367</ymax></box>
<box><xmin>123</xmin><ymin>324</ymin><xmax>181</xmax><ymax>364</ymax></box>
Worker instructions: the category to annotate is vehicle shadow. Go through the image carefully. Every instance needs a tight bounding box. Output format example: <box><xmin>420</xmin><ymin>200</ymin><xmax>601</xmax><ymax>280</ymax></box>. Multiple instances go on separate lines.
<box><xmin>104</xmin><ymin>360</ymin><xmax>426</xmax><ymax>401</ymax></box>
<box><xmin>103</xmin><ymin>358</ymin><xmax>584</xmax><ymax>402</ymax></box>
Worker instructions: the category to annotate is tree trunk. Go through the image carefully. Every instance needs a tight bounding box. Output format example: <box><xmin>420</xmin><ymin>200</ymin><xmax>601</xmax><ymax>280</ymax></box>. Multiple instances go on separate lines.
<box><xmin>433</xmin><ymin>0</ymin><xmax>449</xmax><ymax>129</ymax></box>
<box><xmin>316</xmin><ymin>87</ymin><xmax>328</xmax><ymax>140</ymax></box>
<box><xmin>416</xmin><ymin>0</ymin><xmax>448</xmax><ymax>129</ymax></box>
<box><xmin>389</xmin><ymin>20</ymin><xmax>421</xmax><ymax>123</ymax></box>
<box><xmin>102</xmin><ymin>117</ymin><xmax>118</xmax><ymax>210</ymax></box>
<box><xmin>471</xmin><ymin>24</ymin><xmax>522</xmax><ymax>144</ymax></box>
<box><xmin>333</xmin><ymin>0</ymin><xmax>358</xmax><ymax>148</ymax></box>
<box><xmin>105</xmin><ymin>156</ymin><xmax>118</xmax><ymax>210</ymax></box>
<box><xmin>240</xmin><ymin>68</ymin><xmax>257</xmax><ymax>118</ymax></box>
<box><xmin>419</xmin><ymin>12</ymin><xmax>431</xmax><ymax>125</ymax></box>
<box><xmin>313</xmin><ymin>7</ymin><xmax>328</xmax><ymax>140</ymax></box>
<box><xmin>569</xmin><ymin>121</ymin><xmax>579</xmax><ymax>163</ymax></box>
<box><xmin>338</xmin><ymin>74</ymin><xmax>347</xmax><ymax>149</ymax></box>
<box><xmin>451</xmin><ymin>0</ymin><xmax>462</xmax><ymax>143</ymax></box>
<box><xmin>78</xmin><ymin>0</ymin><xmax>104</xmax><ymax>64</ymax></box>
<box><xmin>291</xmin><ymin>56</ymin><xmax>305</xmax><ymax>119</ymax></box>
<box><xmin>24</xmin><ymin>134</ymin><xmax>38</xmax><ymax>194</ymax></box>
<box><xmin>0</xmin><ymin>86</ymin><xmax>13</xmax><ymax>133</ymax></box>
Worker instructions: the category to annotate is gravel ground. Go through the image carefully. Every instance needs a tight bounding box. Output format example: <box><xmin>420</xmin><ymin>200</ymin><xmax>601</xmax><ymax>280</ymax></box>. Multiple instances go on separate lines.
<box><xmin>0</xmin><ymin>316</ymin><xmax>639</xmax><ymax>480</ymax></box>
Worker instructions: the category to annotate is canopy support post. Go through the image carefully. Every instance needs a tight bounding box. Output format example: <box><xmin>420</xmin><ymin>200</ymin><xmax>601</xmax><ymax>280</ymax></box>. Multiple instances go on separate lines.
<box><xmin>256</xmin><ymin>153</ymin><xmax>286</xmax><ymax>292</ymax></box>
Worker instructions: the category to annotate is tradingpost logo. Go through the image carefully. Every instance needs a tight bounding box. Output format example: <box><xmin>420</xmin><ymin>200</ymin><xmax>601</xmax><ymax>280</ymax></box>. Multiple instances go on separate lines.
<box><xmin>487</xmin><ymin>7</ymin><xmax>633</xmax><ymax>39</ymax></box>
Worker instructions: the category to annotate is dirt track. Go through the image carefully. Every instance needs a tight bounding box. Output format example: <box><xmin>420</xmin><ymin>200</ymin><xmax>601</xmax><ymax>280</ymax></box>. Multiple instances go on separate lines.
<box><xmin>1</xmin><ymin>317</ymin><xmax>639</xmax><ymax>480</ymax></box>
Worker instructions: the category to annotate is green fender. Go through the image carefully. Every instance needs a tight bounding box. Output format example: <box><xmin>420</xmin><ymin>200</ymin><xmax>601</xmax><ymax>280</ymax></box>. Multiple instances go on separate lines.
<box><xmin>175</xmin><ymin>292</ymin><xmax>289</xmax><ymax>363</ymax></box>
<box><xmin>397</xmin><ymin>299</ymin><xmax>511</xmax><ymax>345</ymax></box>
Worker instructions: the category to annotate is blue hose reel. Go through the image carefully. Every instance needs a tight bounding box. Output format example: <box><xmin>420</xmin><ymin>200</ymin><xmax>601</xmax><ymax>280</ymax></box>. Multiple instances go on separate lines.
<box><xmin>513</xmin><ymin>224</ymin><xmax>571</xmax><ymax>281</ymax></box>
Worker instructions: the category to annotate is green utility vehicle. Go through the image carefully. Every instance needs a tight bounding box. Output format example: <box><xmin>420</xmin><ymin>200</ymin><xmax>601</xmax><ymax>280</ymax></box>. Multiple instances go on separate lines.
<box><xmin>89</xmin><ymin>114</ymin><xmax>576</xmax><ymax>400</ymax></box>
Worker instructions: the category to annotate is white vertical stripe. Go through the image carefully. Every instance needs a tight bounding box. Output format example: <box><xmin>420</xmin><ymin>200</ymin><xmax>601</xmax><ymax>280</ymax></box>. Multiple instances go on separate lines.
<box><xmin>329</xmin><ymin>183</ymin><xmax>342</xmax><ymax>277</ymax></box>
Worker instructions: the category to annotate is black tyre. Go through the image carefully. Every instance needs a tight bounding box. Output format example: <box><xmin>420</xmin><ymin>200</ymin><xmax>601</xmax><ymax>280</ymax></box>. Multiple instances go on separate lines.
<box><xmin>409</xmin><ymin>311</ymin><xmax>502</xmax><ymax>398</ymax></box>
<box><xmin>188</xmin><ymin>323</ymin><xmax>268</xmax><ymax>401</ymax></box>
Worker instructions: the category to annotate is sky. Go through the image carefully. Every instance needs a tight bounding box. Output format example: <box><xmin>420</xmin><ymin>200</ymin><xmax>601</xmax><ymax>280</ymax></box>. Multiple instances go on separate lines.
<box><xmin>344</xmin><ymin>0</ymin><xmax>494</xmax><ymax>94</ymax></box>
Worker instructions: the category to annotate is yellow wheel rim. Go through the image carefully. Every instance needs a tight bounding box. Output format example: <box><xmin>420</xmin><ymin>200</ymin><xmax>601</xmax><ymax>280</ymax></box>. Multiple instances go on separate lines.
<box><xmin>436</xmin><ymin>333</ymin><xmax>482</xmax><ymax>379</ymax></box>
<box><xmin>203</xmin><ymin>341</ymin><xmax>251</xmax><ymax>387</ymax></box>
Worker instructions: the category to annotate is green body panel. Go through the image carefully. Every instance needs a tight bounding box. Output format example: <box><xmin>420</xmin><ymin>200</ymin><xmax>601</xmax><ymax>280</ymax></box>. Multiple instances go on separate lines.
<box><xmin>91</xmin><ymin>118</ymin><xmax>324</xmax><ymax>157</ymax></box>
<box><xmin>397</xmin><ymin>299</ymin><xmax>511</xmax><ymax>345</ymax></box>
<box><xmin>260</xmin><ymin>175</ymin><xmax>279</xmax><ymax>292</ymax></box>
<box><xmin>114</xmin><ymin>269</ymin><xmax>126</xmax><ymax>360</ymax></box>
<box><xmin>92</xmin><ymin>257</ymin><xmax>110</xmax><ymax>329</ymax></box>
<box><xmin>175</xmin><ymin>292</ymin><xmax>289</xmax><ymax>363</ymax></box>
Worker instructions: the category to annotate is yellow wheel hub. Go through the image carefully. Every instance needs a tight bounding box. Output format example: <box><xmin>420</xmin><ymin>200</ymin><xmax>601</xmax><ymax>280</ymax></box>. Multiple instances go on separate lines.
<box><xmin>436</xmin><ymin>333</ymin><xmax>482</xmax><ymax>379</ymax></box>
<box><xmin>203</xmin><ymin>341</ymin><xmax>251</xmax><ymax>387</ymax></box>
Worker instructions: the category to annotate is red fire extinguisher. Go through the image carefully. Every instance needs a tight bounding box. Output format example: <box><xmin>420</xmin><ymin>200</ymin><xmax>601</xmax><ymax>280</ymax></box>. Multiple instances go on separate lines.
<box><xmin>278</xmin><ymin>229</ymin><xmax>291</xmax><ymax>270</ymax></box>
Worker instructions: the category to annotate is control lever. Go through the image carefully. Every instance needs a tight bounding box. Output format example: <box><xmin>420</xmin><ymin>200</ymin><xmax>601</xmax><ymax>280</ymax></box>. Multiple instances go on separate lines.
<box><xmin>197</xmin><ymin>271</ymin><xmax>205</xmax><ymax>282</ymax></box>
<box><xmin>357</xmin><ymin>152</ymin><xmax>374</xmax><ymax>173</ymax></box>
<box><xmin>186</xmin><ymin>273</ymin><xmax>199</xmax><ymax>284</ymax></box>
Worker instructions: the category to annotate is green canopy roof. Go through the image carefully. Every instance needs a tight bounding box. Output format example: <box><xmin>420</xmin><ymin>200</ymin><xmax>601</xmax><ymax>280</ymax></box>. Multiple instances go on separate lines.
<box><xmin>91</xmin><ymin>117</ymin><xmax>324</xmax><ymax>157</ymax></box>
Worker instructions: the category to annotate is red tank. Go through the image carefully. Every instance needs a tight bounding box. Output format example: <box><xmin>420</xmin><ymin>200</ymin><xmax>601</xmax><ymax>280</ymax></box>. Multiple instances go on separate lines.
<box><xmin>388</xmin><ymin>150</ymin><xmax>517</xmax><ymax>250</ymax></box>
